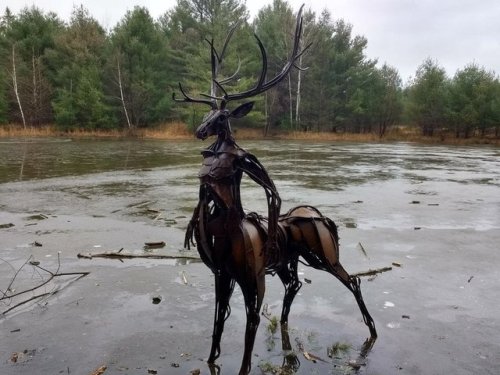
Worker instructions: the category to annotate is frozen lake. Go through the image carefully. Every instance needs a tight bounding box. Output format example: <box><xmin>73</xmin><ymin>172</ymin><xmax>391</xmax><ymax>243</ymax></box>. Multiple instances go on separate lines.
<box><xmin>1</xmin><ymin>138</ymin><xmax>499</xmax><ymax>374</ymax></box>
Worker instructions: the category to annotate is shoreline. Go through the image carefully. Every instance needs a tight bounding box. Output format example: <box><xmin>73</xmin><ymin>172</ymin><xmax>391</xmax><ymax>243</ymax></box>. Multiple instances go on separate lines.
<box><xmin>1</xmin><ymin>123</ymin><xmax>498</xmax><ymax>146</ymax></box>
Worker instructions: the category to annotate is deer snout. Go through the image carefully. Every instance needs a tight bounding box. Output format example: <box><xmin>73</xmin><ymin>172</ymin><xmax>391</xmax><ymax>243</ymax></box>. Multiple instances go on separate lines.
<box><xmin>195</xmin><ymin>124</ymin><xmax>209</xmax><ymax>140</ymax></box>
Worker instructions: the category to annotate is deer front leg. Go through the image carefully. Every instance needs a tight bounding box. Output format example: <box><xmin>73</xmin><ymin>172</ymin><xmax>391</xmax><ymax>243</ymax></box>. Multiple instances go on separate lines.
<box><xmin>208</xmin><ymin>271</ymin><xmax>235</xmax><ymax>364</ymax></box>
<box><xmin>232</xmin><ymin>220</ymin><xmax>266</xmax><ymax>375</ymax></box>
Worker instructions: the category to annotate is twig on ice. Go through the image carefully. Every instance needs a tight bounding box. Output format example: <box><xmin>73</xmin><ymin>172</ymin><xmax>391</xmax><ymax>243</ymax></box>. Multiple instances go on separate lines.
<box><xmin>1</xmin><ymin>254</ymin><xmax>90</xmax><ymax>316</ymax></box>
<box><xmin>77</xmin><ymin>249</ymin><xmax>198</xmax><ymax>261</ymax></box>
<box><xmin>352</xmin><ymin>266</ymin><xmax>393</xmax><ymax>277</ymax></box>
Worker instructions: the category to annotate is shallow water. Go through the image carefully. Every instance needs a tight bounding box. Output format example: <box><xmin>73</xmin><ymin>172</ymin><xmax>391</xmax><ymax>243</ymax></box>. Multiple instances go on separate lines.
<box><xmin>1</xmin><ymin>138</ymin><xmax>499</xmax><ymax>374</ymax></box>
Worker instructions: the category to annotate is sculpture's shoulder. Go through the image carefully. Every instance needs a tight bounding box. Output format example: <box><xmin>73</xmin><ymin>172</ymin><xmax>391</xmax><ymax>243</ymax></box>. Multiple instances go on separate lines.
<box><xmin>199</xmin><ymin>142</ymin><xmax>247</xmax><ymax>179</ymax></box>
<box><xmin>215</xmin><ymin>141</ymin><xmax>247</xmax><ymax>158</ymax></box>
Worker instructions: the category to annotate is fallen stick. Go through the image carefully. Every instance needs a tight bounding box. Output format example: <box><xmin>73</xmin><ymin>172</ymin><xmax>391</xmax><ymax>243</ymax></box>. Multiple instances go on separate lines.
<box><xmin>2</xmin><ymin>292</ymin><xmax>52</xmax><ymax>315</ymax></box>
<box><xmin>1</xmin><ymin>254</ymin><xmax>90</xmax><ymax>315</ymax></box>
<box><xmin>294</xmin><ymin>337</ymin><xmax>327</xmax><ymax>363</ymax></box>
<box><xmin>352</xmin><ymin>266</ymin><xmax>393</xmax><ymax>277</ymax></box>
<box><xmin>1</xmin><ymin>271</ymin><xmax>89</xmax><ymax>301</ymax></box>
<box><xmin>77</xmin><ymin>251</ymin><xmax>199</xmax><ymax>261</ymax></box>
<box><xmin>90</xmin><ymin>365</ymin><xmax>107</xmax><ymax>375</ymax></box>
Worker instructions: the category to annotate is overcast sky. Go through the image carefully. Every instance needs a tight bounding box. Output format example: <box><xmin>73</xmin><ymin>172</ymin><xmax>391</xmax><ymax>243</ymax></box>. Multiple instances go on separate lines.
<box><xmin>4</xmin><ymin>0</ymin><xmax>500</xmax><ymax>82</ymax></box>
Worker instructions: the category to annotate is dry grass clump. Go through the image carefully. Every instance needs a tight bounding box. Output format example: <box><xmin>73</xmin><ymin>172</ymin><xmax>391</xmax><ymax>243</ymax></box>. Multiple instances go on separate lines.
<box><xmin>285</xmin><ymin>130</ymin><xmax>380</xmax><ymax>142</ymax></box>
<box><xmin>0</xmin><ymin>124</ymin><xmax>56</xmax><ymax>137</ymax></box>
<box><xmin>232</xmin><ymin>127</ymin><xmax>266</xmax><ymax>139</ymax></box>
<box><xmin>140</xmin><ymin>121</ymin><xmax>192</xmax><ymax>139</ymax></box>
<box><xmin>65</xmin><ymin>128</ymin><xmax>124</xmax><ymax>138</ymax></box>
<box><xmin>0</xmin><ymin>124</ymin><xmax>124</xmax><ymax>138</ymax></box>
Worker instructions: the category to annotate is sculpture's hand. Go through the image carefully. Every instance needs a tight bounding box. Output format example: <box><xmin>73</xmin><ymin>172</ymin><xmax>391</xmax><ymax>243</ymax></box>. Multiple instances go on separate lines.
<box><xmin>184</xmin><ymin>218</ymin><xmax>197</xmax><ymax>250</ymax></box>
<box><xmin>265</xmin><ymin>239</ymin><xmax>281</xmax><ymax>266</ymax></box>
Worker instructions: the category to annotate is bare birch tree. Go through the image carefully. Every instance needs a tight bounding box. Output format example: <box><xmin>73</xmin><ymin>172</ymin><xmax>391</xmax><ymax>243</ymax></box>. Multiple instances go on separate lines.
<box><xmin>11</xmin><ymin>44</ymin><xmax>26</xmax><ymax>129</ymax></box>
<box><xmin>116</xmin><ymin>56</ymin><xmax>132</xmax><ymax>129</ymax></box>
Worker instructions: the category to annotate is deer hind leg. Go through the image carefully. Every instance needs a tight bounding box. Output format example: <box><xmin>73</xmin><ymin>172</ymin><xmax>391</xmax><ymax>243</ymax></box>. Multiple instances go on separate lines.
<box><xmin>291</xmin><ymin>215</ymin><xmax>377</xmax><ymax>339</ymax></box>
<box><xmin>317</xmin><ymin>217</ymin><xmax>377</xmax><ymax>339</ymax></box>
<box><xmin>208</xmin><ymin>270</ymin><xmax>236</xmax><ymax>364</ymax></box>
<box><xmin>276</xmin><ymin>252</ymin><xmax>302</xmax><ymax>371</ymax></box>
<box><xmin>277</xmin><ymin>252</ymin><xmax>302</xmax><ymax>327</ymax></box>
<box><xmin>327</xmin><ymin>261</ymin><xmax>378</xmax><ymax>340</ymax></box>
<box><xmin>276</xmin><ymin>251</ymin><xmax>301</xmax><ymax>350</ymax></box>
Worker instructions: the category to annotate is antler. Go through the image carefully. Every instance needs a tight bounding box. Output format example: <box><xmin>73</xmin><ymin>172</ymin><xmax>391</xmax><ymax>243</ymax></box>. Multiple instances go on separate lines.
<box><xmin>173</xmin><ymin>5</ymin><xmax>309</xmax><ymax>109</ymax></box>
<box><xmin>172</xmin><ymin>21</ymin><xmax>241</xmax><ymax>109</ymax></box>
<box><xmin>220</xmin><ymin>4</ymin><xmax>308</xmax><ymax>104</ymax></box>
<box><xmin>172</xmin><ymin>82</ymin><xmax>217</xmax><ymax>109</ymax></box>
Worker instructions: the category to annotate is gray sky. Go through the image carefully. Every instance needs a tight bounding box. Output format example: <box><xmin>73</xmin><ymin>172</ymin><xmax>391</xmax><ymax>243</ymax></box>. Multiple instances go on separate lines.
<box><xmin>4</xmin><ymin>0</ymin><xmax>500</xmax><ymax>83</ymax></box>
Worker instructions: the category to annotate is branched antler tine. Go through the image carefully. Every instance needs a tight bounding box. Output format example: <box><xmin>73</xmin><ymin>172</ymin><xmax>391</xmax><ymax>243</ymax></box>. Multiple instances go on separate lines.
<box><xmin>218</xmin><ymin>58</ymin><xmax>241</xmax><ymax>84</ymax></box>
<box><xmin>254</xmin><ymin>34</ymin><xmax>268</xmax><ymax>89</ymax></box>
<box><xmin>298</xmin><ymin>42</ymin><xmax>313</xmax><ymax>58</ymax></box>
<box><xmin>223</xmin><ymin>5</ymin><xmax>304</xmax><ymax>102</ymax></box>
<box><xmin>290</xmin><ymin>42</ymin><xmax>313</xmax><ymax>72</ymax></box>
<box><xmin>293</xmin><ymin>63</ymin><xmax>309</xmax><ymax>71</ymax></box>
<box><xmin>292</xmin><ymin>6</ymin><xmax>305</xmax><ymax>57</ymax></box>
<box><xmin>221</xmin><ymin>33</ymin><xmax>268</xmax><ymax>101</ymax></box>
<box><xmin>206</xmin><ymin>39</ymin><xmax>219</xmax><ymax>98</ymax></box>
<box><xmin>205</xmin><ymin>38</ymin><xmax>221</xmax><ymax>66</ymax></box>
<box><xmin>173</xmin><ymin>82</ymin><xmax>216</xmax><ymax>109</ymax></box>
<box><xmin>199</xmin><ymin>80</ymin><xmax>227</xmax><ymax>100</ymax></box>
<box><xmin>200</xmin><ymin>93</ymin><xmax>224</xmax><ymax>101</ymax></box>
<box><xmin>214</xmin><ymin>80</ymin><xmax>229</xmax><ymax>97</ymax></box>
<box><xmin>220</xmin><ymin>21</ymin><xmax>240</xmax><ymax>62</ymax></box>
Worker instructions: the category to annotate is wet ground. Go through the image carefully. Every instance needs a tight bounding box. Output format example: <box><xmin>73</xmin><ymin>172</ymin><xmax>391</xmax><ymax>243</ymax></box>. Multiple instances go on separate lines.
<box><xmin>1</xmin><ymin>138</ymin><xmax>499</xmax><ymax>374</ymax></box>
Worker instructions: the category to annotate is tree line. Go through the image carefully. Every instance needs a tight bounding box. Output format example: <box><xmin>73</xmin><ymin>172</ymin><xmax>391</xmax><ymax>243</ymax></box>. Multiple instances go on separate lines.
<box><xmin>0</xmin><ymin>0</ymin><xmax>499</xmax><ymax>138</ymax></box>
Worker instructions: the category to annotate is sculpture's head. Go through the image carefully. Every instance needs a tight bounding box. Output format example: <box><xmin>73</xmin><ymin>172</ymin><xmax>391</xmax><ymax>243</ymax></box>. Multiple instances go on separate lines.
<box><xmin>195</xmin><ymin>102</ymin><xmax>254</xmax><ymax>140</ymax></box>
<box><xmin>173</xmin><ymin>5</ymin><xmax>308</xmax><ymax>142</ymax></box>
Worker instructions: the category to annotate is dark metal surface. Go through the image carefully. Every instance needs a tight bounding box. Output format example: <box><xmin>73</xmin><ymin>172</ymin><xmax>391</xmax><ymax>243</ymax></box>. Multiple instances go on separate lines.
<box><xmin>174</xmin><ymin>6</ymin><xmax>376</xmax><ymax>374</ymax></box>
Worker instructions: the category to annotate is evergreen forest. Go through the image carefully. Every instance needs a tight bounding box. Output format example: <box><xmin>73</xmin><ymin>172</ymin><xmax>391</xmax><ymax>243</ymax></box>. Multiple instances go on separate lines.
<box><xmin>1</xmin><ymin>0</ymin><xmax>499</xmax><ymax>138</ymax></box>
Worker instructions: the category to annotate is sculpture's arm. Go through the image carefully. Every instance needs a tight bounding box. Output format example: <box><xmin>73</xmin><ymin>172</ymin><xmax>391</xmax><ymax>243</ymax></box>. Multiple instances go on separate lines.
<box><xmin>240</xmin><ymin>153</ymin><xmax>281</xmax><ymax>258</ymax></box>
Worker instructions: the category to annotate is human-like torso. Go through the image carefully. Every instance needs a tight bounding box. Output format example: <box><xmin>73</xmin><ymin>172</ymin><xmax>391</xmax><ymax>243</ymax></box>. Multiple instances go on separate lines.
<box><xmin>198</xmin><ymin>140</ymin><xmax>247</xmax><ymax>212</ymax></box>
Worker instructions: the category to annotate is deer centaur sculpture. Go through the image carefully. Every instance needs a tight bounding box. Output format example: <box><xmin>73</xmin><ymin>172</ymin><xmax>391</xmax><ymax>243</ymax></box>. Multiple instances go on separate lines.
<box><xmin>174</xmin><ymin>6</ymin><xmax>376</xmax><ymax>374</ymax></box>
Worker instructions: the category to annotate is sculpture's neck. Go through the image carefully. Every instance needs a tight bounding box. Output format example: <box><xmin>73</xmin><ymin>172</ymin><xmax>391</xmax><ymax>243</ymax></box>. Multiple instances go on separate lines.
<box><xmin>213</xmin><ymin>123</ymin><xmax>235</xmax><ymax>149</ymax></box>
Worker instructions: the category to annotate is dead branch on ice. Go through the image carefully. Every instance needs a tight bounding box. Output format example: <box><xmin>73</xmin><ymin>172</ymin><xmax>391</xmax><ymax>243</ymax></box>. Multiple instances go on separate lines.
<box><xmin>352</xmin><ymin>266</ymin><xmax>393</xmax><ymax>277</ymax></box>
<box><xmin>77</xmin><ymin>248</ymin><xmax>199</xmax><ymax>261</ymax></box>
<box><xmin>0</xmin><ymin>254</ymin><xmax>89</xmax><ymax>316</ymax></box>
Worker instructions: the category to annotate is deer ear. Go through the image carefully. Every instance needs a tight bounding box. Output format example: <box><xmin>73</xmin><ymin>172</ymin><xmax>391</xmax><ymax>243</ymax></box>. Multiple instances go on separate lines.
<box><xmin>230</xmin><ymin>101</ymin><xmax>254</xmax><ymax>118</ymax></box>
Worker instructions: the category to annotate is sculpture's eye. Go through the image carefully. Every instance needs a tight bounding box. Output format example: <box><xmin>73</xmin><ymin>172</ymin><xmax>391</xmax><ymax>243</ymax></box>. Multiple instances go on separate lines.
<box><xmin>203</xmin><ymin>111</ymin><xmax>215</xmax><ymax>122</ymax></box>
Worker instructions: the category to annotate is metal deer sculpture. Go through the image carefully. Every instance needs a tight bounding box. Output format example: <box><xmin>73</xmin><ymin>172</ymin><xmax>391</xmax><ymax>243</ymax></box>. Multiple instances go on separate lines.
<box><xmin>173</xmin><ymin>6</ymin><xmax>376</xmax><ymax>374</ymax></box>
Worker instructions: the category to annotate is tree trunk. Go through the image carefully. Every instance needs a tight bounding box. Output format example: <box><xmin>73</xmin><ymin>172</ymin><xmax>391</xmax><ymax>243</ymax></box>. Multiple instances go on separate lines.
<box><xmin>11</xmin><ymin>44</ymin><xmax>26</xmax><ymax>129</ymax></box>
<box><xmin>32</xmin><ymin>45</ymin><xmax>37</xmax><ymax>126</ymax></box>
<box><xmin>264</xmin><ymin>91</ymin><xmax>269</xmax><ymax>136</ymax></box>
<box><xmin>295</xmin><ymin>54</ymin><xmax>303</xmax><ymax>131</ymax></box>
<box><xmin>288</xmin><ymin>74</ymin><xmax>293</xmax><ymax>129</ymax></box>
<box><xmin>117</xmin><ymin>57</ymin><xmax>132</xmax><ymax>129</ymax></box>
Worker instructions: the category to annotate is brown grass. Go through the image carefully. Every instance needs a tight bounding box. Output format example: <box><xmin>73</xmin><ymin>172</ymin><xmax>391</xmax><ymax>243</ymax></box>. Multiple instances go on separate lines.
<box><xmin>138</xmin><ymin>121</ymin><xmax>192</xmax><ymax>139</ymax></box>
<box><xmin>0</xmin><ymin>124</ymin><xmax>57</xmax><ymax>137</ymax></box>
<box><xmin>284</xmin><ymin>130</ymin><xmax>380</xmax><ymax>142</ymax></box>
<box><xmin>1</xmin><ymin>122</ymin><xmax>498</xmax><ymax>145</ymax></box>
